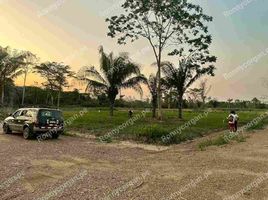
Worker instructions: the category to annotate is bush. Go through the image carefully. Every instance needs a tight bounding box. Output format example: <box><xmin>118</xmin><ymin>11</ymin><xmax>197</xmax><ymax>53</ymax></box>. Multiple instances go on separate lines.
<box><xmin>198</xmin><ymin>135</ymin><xmax>229</xmax><ymax>151</ymax></box>
<box><xmin>198</xmin><ymin>134</ymin><xmax>248</xmax><ymax>151</ymax></box>
<box><xmin>246</xmin><ymin>117</ymin><xmax>268</xmax><ymax>131</ymax></box>
<box><xmin>136</xmin><ymin>125</ymin><xmax>171</xmax><ymax>144</ymax></box>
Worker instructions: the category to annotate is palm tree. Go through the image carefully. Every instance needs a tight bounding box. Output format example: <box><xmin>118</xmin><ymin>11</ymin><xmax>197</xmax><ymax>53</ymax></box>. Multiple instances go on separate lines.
<box><xmin>79</xmin><ymin>47</ymin><xmax>146</xmax><ymax>116</ymax></box>
<box><xmin>0</xmin><ymin>46</ymin><xmax>25</xmax><ymax>105</ymax></box>
<box><xmin>147</xmin><ymin>74</ymin><xmax>158</xmax><ymax>118</ymax></box>
<box><xmin>162</xmin><ymin>60</ymin><xmax>215</xmax><ymax>119</ymax></box>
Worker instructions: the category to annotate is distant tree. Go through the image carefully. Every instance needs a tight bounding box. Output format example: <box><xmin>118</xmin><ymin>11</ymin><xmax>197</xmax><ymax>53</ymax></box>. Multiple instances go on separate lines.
<box><xmin>97</xmin><ymin>94</ymin><xmax>109</xmax><ymax>106</ymax></box>
<box><xmin>0</xmin><ymin>46</ymin><xmax>26</xmax><ymax>105</ymax></box>
<box><xmin>251</xmin><ymin>97</ymin><xmax>261</xmax><ymax>108</ymax></box>
<box><xmin>106</xmin><ymin>0</ymin><xmax>213</xmax><ymax>119</ymax></box>
<box><xmin>199</xmin><ymin>79</ymin><xmax>211</xmax><ymax>105</ymax></box>
<box><xmin>188</xmin><ymin>88</ymin><xmax>201</xmax><ymax>108</ymax></box>
<box><xmin>234</xmin><ymin>99</ymin><xmax>241</xmax><ymax>108</ymax></box>
<box><xmin>78</xmin><ymin>47</ymin><xmax>146</xmax><ymax>116</ymax></box>
<box><xmin>208</xmin><ymin>99</ymin><xmax>219</xmax><ymax>108</ymax></box>
<box><xmin>21</xmin><ymin>51</ymin><xmax>38</xmax><ymax>106</ymax></box>
<box><xmin>163</xmin><ymin>89</ymin><xmax>177</xmax><ymax>109</ymax></box>
<box><xmin>234</xmin><ymin>99</ymin><xmax>240</xmax><ymax>103</ymax></box>
<box><xmin>227</xmin><ymin>98</ymin><xmax>233</xmax><ymax>108</ymax></box>
<box><xmin>187</xmin><ymin>79</ymin><xmax>211</xmax><ymax>108</ymax></box>
<box><xmin>4</xmin><ymin>78</ymin><xmax>16</xmax><ymax>106</ymax></box>
<box><xmin>34</xmin><ymin>62</ymin><xmax>73</xmax><ymax>108</ymax></box>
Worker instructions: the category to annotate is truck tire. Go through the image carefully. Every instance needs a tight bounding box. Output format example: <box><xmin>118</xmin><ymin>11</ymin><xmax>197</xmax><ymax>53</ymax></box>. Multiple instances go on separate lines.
<box><xmin>52</xmin><ymin>133</ymin><xmax>59</xmax><ymax>139</ymax></box>
<box><xmin>3</xmin><ymin>123</ymin><xmax>12</xmax><ymax>134</ymax></box>
<box><xmin>23</xmin><ymin>127</ymin><xmax>33</xmax><ymax>140</ymax></box>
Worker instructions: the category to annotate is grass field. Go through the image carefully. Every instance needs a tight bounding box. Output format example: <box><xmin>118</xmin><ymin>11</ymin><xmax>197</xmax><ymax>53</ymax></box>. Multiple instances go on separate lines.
<box><xmin>0</xmin><ymin>107</ymin><xmax>267</xmax><ymax>144</ymax></box>
<box><xmin>61</xmin><ymin>108</ymin><xmax>268</xmax><ymax>144</ymax></box>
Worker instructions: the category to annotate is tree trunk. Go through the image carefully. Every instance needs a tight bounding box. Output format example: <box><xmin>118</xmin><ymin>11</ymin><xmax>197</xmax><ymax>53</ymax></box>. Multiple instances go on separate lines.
<box><xmin>1</xmin><ymin>83</ymin><xmax>4</xmax><ymax>105</ymax></box>
<box><xmin>202</xmin><ymin>98</ymin><xmax>205</xmax><ymax>108</ymax></box>
<box><xmin>152</xmin><ymin>106</ymin><xmax>156</xmax><ymax>118</ymax></box>
<box><xmin>168</xmin><ymin>94</ymin><xmax>171</xmax><ymax>109</ymax></box>
<box><xmin>178</xmin><ymin>95</ymin><xmax>183</xmax><ymax>119</ymax></box>
<box><xmin>51</xmin><ymin>94</ymin><xmax>54</xmax><ymax>106</ymax></box>
<box><xmin>46</xmin><ymin>92</ymin><xmax>49</xmax><ymax>105</ymax></box>
<box><xmin>21</xmin><ymin>70</ymin><xmax>27</xmax><ymax>106</ymax></box>
<box><xmin>157</xmin><ymin>60</ymin><xmax>162</xmax><ymax>120</ymax></box>
<box><xmin>57</xmin><ymin>90</ymin><xmax>61</xmax><ymax>109</ymax></box>
<box><xmin>110</xmin><ymin>102</ymin><xmax>114</xmax><ymax>116</ymax></box>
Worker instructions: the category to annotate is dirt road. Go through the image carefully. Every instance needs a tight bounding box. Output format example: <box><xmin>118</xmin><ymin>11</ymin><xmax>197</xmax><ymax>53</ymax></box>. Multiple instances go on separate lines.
<box><xmin>1</xmin><ymin>127</ymin><xmax>268</xmax><ymax>200</ymax></box>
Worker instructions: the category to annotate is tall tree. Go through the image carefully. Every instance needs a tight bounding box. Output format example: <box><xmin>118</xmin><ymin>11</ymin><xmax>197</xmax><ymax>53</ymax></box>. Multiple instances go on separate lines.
<box><xmin>227</xmin><ymin>98</ymin><xmax>233</xmax><ymax>108</ymax></box>
<box><xmin>34</xmin><ymin>62</ymin><xmax>73</xmax><ymax>108</ymax></box>
<box><xmin>106</xmin><ymin>0</ymin><xmax>213</xmax><ymax>119</ymax></box>
<box><xmin>0</xmin><ymin>46</ymin><xmax>26</xmax><ymax>105</ymax></box>
<box><xmin>21</xmin><ymin>51</ymin><xmax>38</xmax><ymax>106</ymax></box>
<box><xmin>251</xmin><ymin>97</ymin><xmax>261</xmax><ymax>108</ymax></box>
<box><xmin>188</xmin><ymin>88</ymin><xmax>201</xmax><ymax>107</ymax></box>
<box><xmin>78</xmin><ymin>47</ymin><xmax>146</xmax><ymax>116</ymax></box>
<box><xmin>188</xmin><ymin>79</ymin><xmax>211</xmax><ymax>107</ymax></box>
<box><xmin>198</xmin><ymin>79</ymin><xmax>211</xmax><ymax>106</ymax></box>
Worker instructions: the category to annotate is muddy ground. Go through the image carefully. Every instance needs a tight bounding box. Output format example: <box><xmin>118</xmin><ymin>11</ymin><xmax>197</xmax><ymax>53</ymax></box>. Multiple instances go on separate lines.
<box><xmin>1</xmin><ymin>127</ymin><xmax>268</xmax><ymax>200</ymax></box>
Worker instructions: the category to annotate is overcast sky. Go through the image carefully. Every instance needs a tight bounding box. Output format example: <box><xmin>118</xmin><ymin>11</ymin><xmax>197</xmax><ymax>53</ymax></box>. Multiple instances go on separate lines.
<box><xmin>0</xmin><ymin>0</ymin><xmax>267</xmax><ymax>101</ymax></box>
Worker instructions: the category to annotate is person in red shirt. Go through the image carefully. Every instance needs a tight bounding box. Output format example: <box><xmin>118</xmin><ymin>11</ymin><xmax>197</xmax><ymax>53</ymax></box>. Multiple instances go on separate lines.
<box><xmin>227</xmin><ymin>111</ymin><xmax>236</xmax><ymax>133</ymax></box>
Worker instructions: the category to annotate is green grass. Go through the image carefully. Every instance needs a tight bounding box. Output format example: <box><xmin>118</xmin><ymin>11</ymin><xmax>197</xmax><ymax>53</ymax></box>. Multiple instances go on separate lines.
<box><xmin>61</xmin><ymin>108</ymin><xmax>267</xmax><ymax>144</ymax></box>
<box><xmin>198</xmin><ymin>134</ymin><xmax>249</xmax><ymax>151</ymax></box>
<box><xmin>1</xmin><ymin>107</ymin><xmax>267</xmax><ymax>145</ymax></box>
<box><xmin>246</xmin><ymin>116</ymin><xmax>268</xmax><ymax>131</ymax></box>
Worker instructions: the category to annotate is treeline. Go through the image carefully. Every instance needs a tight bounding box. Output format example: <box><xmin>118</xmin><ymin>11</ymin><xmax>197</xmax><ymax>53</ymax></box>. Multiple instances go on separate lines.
<box><xmin>4</xmin><ymin>86</ymin><xmax>150</xmax><ymax>108</ymax></box>
<box><xmin>5</xmin><ymin>85</ymin><xmax>266</xmax><ymax>110</ymax></box>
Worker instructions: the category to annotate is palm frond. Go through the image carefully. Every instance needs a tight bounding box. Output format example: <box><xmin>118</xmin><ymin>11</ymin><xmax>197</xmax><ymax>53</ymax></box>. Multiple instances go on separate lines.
<box><xmin>132</xmin><ymin>84</ymin><xmax>143</xmax><ymax>97</ymax></box>
<box><xmin>84</xmin><ymin>78</ymin><xmax>108</xmax><ymax>94</ymax></box>
<box><xmin>9</xmin><ymin>69</ymin><xmax>24</xmax><ymax>79</ymax></box>
<box><xmin>121</xmin><ymin>75</ymin><xmax>147</xmax><ymax>89</ymax></box>
<box><xmin>82</xmin><ymin>66</ymin><xmax>108</xmax><ymax>85</ymax></box>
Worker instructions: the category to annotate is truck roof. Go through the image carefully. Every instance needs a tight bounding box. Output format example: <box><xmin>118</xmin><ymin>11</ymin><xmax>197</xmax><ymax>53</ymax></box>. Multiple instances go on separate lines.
<box><xmin>18</xmin><ymin>108</ymin><xmax>61</xmax><ymax>111</ymax></box>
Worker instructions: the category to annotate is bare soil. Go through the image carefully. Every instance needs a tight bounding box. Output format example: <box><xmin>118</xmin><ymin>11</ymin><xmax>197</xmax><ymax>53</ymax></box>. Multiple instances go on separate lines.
<box><xmin>1</xmin><ymin>127</ymin><xmax>268</xmax><ymax>200</ymax></box>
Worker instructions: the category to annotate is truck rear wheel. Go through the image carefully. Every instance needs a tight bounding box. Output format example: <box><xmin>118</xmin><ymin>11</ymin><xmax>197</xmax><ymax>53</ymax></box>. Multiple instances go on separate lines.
<box><xmin>52</xmin><ymin>133</ymin><xmax>59</xmax><ymax>139</ymax></box>
<box><xmin>23</xmin><ymin>127</ymin><xmax>33</xmax><ymax>140</ymax></box>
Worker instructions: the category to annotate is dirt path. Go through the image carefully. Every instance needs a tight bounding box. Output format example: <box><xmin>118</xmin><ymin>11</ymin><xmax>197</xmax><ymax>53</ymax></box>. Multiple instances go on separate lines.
<box><xmin>1</xmin><ymin>128</ymin><xmax>268</xmax><ymax>200</ymax></box>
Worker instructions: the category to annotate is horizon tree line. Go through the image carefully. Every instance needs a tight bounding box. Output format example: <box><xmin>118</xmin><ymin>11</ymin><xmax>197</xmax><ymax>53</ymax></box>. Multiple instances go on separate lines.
<box><xmin>0</xmin><ymin>43</ymin><xmax>215</xmax><ymax>118</ymax></box>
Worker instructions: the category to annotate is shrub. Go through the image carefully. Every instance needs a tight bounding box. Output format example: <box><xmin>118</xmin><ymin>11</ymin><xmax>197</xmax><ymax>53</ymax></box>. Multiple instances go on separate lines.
<box><xmin>136</xmin><ymin>125</ymin><xmax>171</xmax><ymax>144</ymax></box>
<box><xmin>198</xmin><ymin>135</ymin><xmax>229</xmax><ymax>151</ymax></box>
